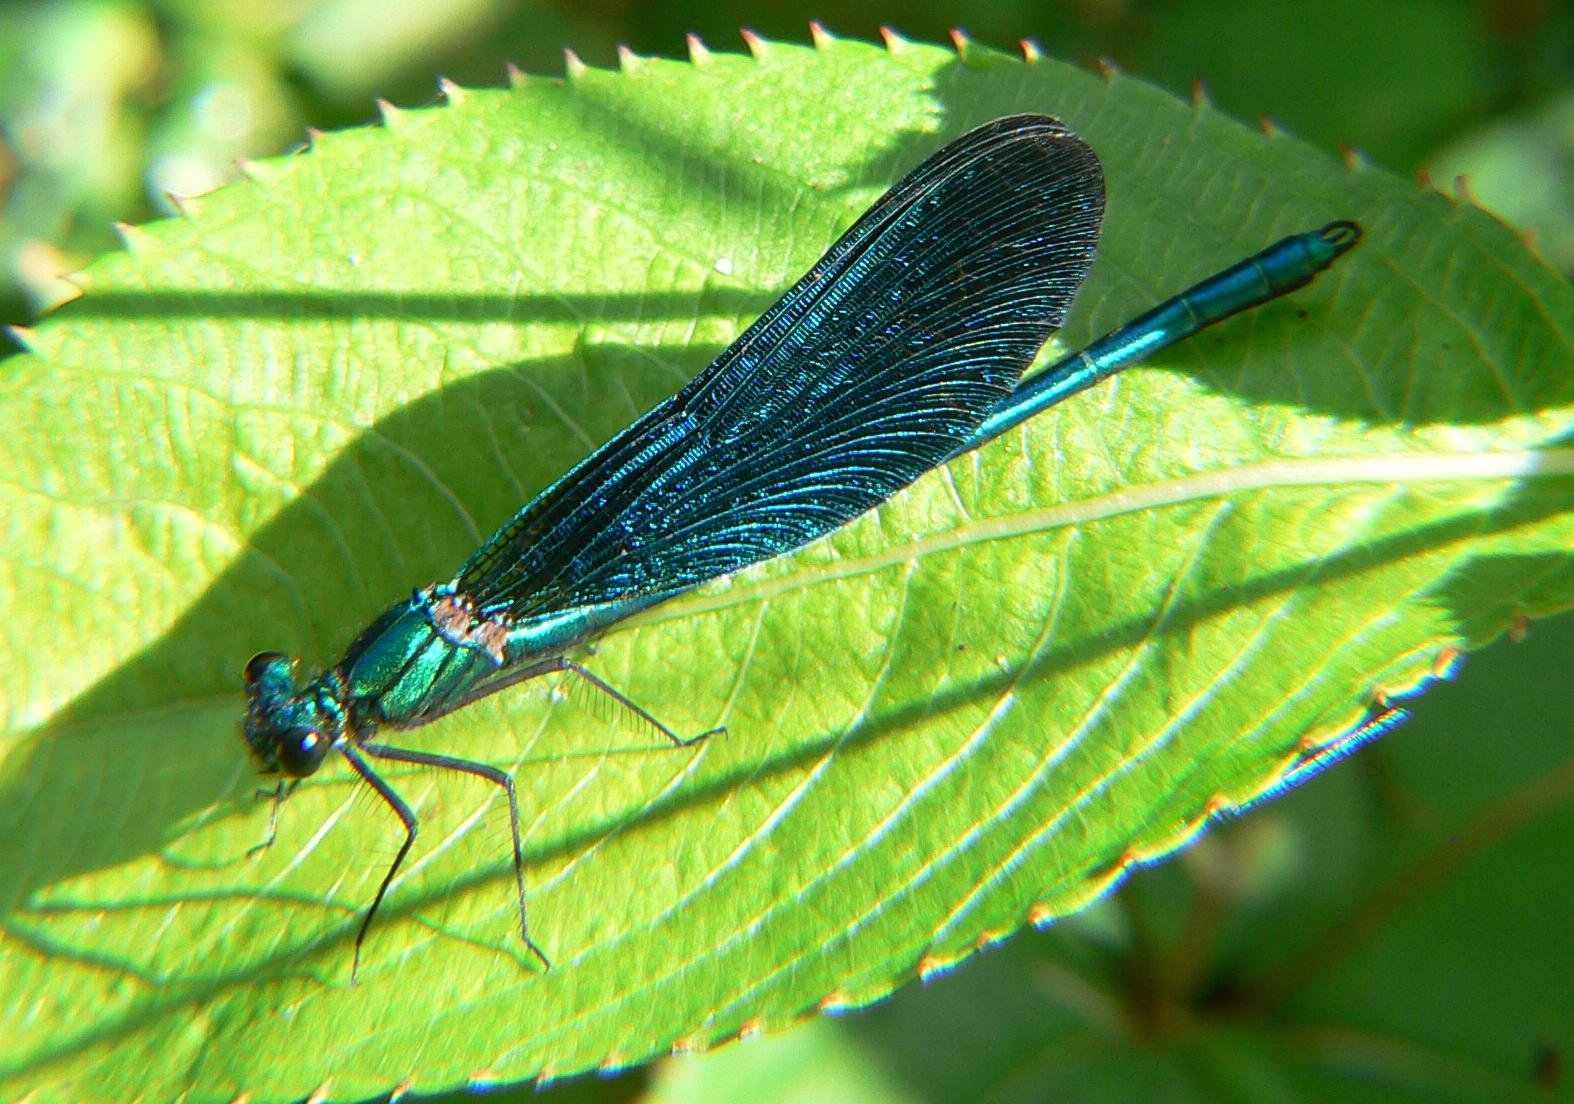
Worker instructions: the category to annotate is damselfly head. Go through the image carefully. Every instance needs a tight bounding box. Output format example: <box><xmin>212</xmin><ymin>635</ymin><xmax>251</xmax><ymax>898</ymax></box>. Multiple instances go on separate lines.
<box><xmin>242</xmin><ymin>652</ymin><xmax>339</xmax><ymax>778</ymax></box>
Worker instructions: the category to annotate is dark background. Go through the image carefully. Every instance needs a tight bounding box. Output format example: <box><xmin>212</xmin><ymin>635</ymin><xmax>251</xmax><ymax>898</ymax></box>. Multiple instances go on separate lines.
<box><xmin>2</xmin><ymin>2</ymin><xmax>1569</xmax><ymax>1101</ymax></box>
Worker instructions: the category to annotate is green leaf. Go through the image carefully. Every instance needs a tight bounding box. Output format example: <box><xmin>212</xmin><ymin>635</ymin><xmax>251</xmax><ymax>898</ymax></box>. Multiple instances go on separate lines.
<box><xmin>1</xmin><ymin>32</ymin><xmax>1570</xmax><ymax>1104</ymax></box>
<box><xmin>700</xmin><ymin>617</ymin><xmax>1574</xmax><ymax>1104</ymax></box>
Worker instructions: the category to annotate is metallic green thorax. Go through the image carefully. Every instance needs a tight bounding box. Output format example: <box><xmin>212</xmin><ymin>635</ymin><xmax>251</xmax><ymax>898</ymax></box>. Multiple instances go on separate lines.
<box><xmin>242</xmin><ymin>582</ymin><xmax>675</xmax><ymax>778</ymax></box>
<box><xmin>243</xmin><ymin>585</ymin><xmax>503</xmax><ymax>775</ymax></box>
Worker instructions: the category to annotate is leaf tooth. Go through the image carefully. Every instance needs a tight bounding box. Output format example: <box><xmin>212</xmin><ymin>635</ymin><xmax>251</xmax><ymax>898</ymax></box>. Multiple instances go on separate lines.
<box><xmin>1019</xmin><ymin>38</ymin><xmax>1043</xmax><ymax>62</ymax></box>
<box><xmin>304</xmin><ymin>1080</ymin><xmax>333</xmax><ymax>1104</ymax></box>
<box><xmin>388</xmin><ymin>1076</ymin><xmax>415</xmax><ymax>1102</ymax></box>
<box><xmin>1517</xmin><ymin>225</ymin><xmax>1546</xmax><ymax>262</ymax></box>
<box><xmin>114</xmin><ymin>220</ymin><xmax>151</xmax><ymax>253</ymax></box>
<box><xmin>46</xmin><ymin>283</ymin><xmax>83</xmax><ymax>312</ymax></box>
<box><xmin>438</xmin><ymin>77</ymin><xmax>465</xmax><ymax>104</ymax></box>
<box><xmin>817</xmin><ymin>988</ymin><xmax>854</xmax><ymax>1012</ymax></box>
<box><xmin>14</xmin><ymin>241</ymin><xmax>82</xmax><ymax>311</ymax></box>
<box><xmin>739</xmin><ymin>27</ymin><xmax>768</xmax><ymax>60</ymax></box>
<box><xmin>616</xmin><ymin>43</ymin><xmax>641</xmax><ymax>72</ymax></box>
<box><xmin>670</xmin><ymin>1032</ymin><xmax>707</xmax><ymax>1054</ymax></box>
<box><xmin>808</xmin><ymin>20</ymin><xmax>834</xmax><ymax>48</ymax></box>
<box><xmin>685</xmin><ymin>32</ymin><xmax>712</xmax><ymax>66</ymax></box>
<box><xmin>974</xmin><ymin>926</ymin><xmax>1008</xmax><ymax>950</ymax></box>
<box><xmin>917</xmin><ymin>948</ymin><xmax>961</xmax><ymax>979</ymax></box>
<box><xmin>504</xmin><ymin>59</ymin><xmax>526</xmax><ymax>87</ymax></box>
<box><xmin>164</xmin><ymin>190</ymin><xmax>196</xmax><ymax>218</ymax></box>
<box><xmin>1510</xmin><ymin>613</ymin><xmax>1530</xmax><ymax>643</ymax></box>
<box><xmin>1094</xmin><ymin>55</ymin><xmax>1119</xmax><ymax>80</ymax></box>
<box><xmin>1452</xmin><ymin>173</ymin><xmax>1477</xmax><ymax>205</ymax></box>
<box><xmin>1257</xmin><ymin>113</ymin><xmax>1283</xmax><ymax>139</ymax></box>
<box><xmin>879</xmin><ymin>25</ymin><xmax>911</xmax><ymax>54</ymax></box>
<box><xmin>1341</xmin><ymin>144</ymin><xmax>1370</xmax><ymax>173</ymax></box>
<box><xmin>1432</xmin><ymin>644</ymin><xmax>1463</xmax><ymax>681</ymax></box>
<box><xmin>471</xmin><ymin>1065</ymin><xmax>507</xmax><ymax>1088</ymax></box>
<box><xmin>376</xmin><ymin>97</ymin><xmax>403</xmax><ymax>128</ymax></box>
<box><xmin>6</xmin><ymin>324</ymin><xmax>38</xmax><ymax>353</ymax></box>
<box><xmin>948</xmin><ymin>27</ymin><xmax>975</xmax><ymax>58</ymax></box>
<box><xmin>1191</xmin><ymin>78</ymin><xmax>1212</xmax><ymax>110</ymax></box>
<box><xmin>1415</xmin><ymin>165</ymin><xmax>1436</xmax><ymax>191</ymax></box>
<box><xmin>737</xmin><ymin>1015</ymin><xmax>767</xmax><ymax>1038</ymax></box>
<box><xmin>563</xmin><ymin>47</ymin><xmax>588</xmax><ymax>81</ymax></box>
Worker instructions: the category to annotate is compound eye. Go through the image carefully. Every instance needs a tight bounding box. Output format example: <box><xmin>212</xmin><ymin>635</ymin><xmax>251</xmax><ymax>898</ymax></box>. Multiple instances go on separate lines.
<box><xmin>277</xmin><ymin>726</ymin><xmax>330</xmax><ymax>777</ymax></box>
<box><xmin>244</xmin><ymin>652</ymin><xmax>289</xmax><ymax>688</ymax></box>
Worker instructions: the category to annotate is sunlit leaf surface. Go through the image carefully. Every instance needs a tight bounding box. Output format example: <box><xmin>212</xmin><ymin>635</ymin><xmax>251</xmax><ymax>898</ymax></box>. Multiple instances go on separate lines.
<box><xmin>1</xmin><ymin>33</ymin><xmax>1570</xmax><ymax>1104</ymax></box>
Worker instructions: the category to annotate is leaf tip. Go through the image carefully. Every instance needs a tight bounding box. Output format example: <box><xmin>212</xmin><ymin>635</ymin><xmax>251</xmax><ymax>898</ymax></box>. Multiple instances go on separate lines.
<box><xmin>879</xmin><ymin>25</ymin><xmax>911</xmax><ymax>53</ymax></box>
<box><xmin>563</xmin><ymin>48</ymin><xmax>588</xmax><ymax>81</ymax></box>
<box><xmin>685</xmin><ymin>32</ymin><xmax>712</xmax><ymax>65</ymax></box>
<box><xmin>739</xmin><ymin>27</ymin><xmax>769</xmax><ymax>59</ymax></box>
<box><xmin>1019</xmin><ymin>37</ymin><xmax>1043</xmax><ymax>62</ymax></box>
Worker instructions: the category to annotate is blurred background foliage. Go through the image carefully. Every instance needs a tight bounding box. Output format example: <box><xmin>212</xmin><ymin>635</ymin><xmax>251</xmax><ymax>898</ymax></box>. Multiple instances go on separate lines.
<box><xmin>2</xmin><ymin>0</ymin><xmax>1571</xmax><ymax>334</ymax></box>
<box><xmin>2</xmin><ymin>2</ymin><xmax>1570</xmax><ymax>1102</ymax></box>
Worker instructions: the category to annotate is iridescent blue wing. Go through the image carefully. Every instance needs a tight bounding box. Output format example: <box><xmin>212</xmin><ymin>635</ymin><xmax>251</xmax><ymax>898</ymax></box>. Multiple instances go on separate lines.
<box><xmin>457</xmin><ymin>115</ymin><xmax>1105</xmax><ymax>618</ymax></box>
